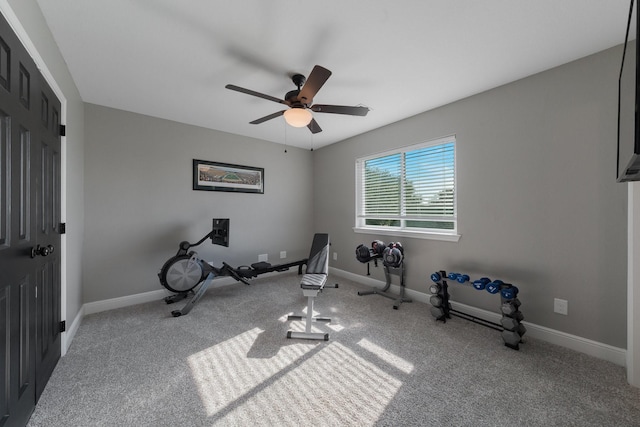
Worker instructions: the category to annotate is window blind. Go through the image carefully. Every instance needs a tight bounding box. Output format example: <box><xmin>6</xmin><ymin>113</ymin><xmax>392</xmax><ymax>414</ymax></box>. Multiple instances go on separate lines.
<box><xmin>356</xmin><ymin>136</ymin><xmax>456</xmax><ymax>233</ymax></box>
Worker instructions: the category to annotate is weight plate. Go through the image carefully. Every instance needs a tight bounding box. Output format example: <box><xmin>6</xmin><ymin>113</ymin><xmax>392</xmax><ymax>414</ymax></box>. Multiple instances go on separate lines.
<box><xmin>430</xmin><ymin>306</ymin><xmax>444</xmax><ymax>318</ymax></box>
<box><xmin>430</xmin><ymin>295</ymin><xmax>443</xmax><ymax>307</ymax></box>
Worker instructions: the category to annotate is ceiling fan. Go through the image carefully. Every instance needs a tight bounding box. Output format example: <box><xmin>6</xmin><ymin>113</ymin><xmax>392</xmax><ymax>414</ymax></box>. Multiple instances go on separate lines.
<box><xmin>225</xmin><ymin>65</ymin><xmax>369</xmax><ymax>134</ymax></box>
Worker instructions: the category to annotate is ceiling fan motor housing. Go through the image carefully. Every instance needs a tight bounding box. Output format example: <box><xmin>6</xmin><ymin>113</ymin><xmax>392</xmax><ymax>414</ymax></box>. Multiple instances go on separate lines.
<box><xmin>291</xmin><ymin>73</ymin><xmax>306</xmax><ymax>88</ymax></box>
<box><xmin>285</xmin><ymin>90</ymin><xmax>301</xmax><ymax>104</ymax></box>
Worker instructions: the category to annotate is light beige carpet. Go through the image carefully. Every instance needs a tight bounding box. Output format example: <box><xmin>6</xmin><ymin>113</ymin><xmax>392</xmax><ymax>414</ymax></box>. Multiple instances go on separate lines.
<box><xmin>27</xmin><ymin>273</ymin><xmax>640</xmax><ymax>426</ymax></box>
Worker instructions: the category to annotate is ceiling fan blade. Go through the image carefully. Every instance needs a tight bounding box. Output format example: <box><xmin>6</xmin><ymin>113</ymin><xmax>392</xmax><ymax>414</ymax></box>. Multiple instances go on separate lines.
<box><xmin>225</xmin><ymin>84</ymin><xmax>289</xmax><ymax>105</ymax></box>
<box><xmin>250</xmin><ymin>110</ymin><xmax>286</xmax><ymax>124</ymax></box>
<box><xmin>298</xmin><ymin>65</ymin><xmax>332</xmax><ymax>105</ymax></box>
<box><xmin>310</xmin><ymin>104</ymin><xmax>369</xmax><ymax>116</ymax></box>
<box><xmin>307</xmin><ymin>118</ymin><xmax>322</xmax><ymax>134</ymax></box>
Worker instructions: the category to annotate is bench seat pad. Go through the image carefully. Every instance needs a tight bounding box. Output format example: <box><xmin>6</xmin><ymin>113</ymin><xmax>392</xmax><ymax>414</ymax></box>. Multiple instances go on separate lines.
<box><xmin>300</xmin><ymin>273</ymin><xmax>327</xmax><ymax>290</ymax></box>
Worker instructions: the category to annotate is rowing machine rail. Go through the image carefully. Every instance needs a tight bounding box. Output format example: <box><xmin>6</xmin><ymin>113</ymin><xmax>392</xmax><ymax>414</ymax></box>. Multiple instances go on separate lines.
<box><xmin>159</xmin><ymin>229</ymin><xmax>307</xmax><ymax>316</ymax></box>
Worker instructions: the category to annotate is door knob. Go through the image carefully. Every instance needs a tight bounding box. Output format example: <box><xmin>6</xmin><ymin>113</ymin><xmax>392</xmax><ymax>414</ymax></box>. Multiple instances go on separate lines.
<box><xmin>31</xmin><ymin>244</ymin><xmax>54</xmax><ymax>258</ymax></box>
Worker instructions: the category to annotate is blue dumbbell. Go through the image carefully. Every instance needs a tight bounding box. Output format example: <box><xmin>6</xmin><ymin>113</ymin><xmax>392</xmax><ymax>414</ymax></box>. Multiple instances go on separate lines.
<box><xmin>447</xmin><ymin>272</ymin><xmax>459</xmax><ymax>281</ymax></box>
<box><xmin>430</xmin><ymin>272</ymin><xmax>441</xmax><ymax>283</ymax></box>
<box><xmin>472</xmin><ymin>277</ymin><xmax>490</xmax><ymax>290</ymax></box>
<box><xmin>501</xmin><ymin>286</ymin><xmax>519</xmax><ymax>300</ymax></box>
<box><xmin>457</xmin><ymin>274</ymin><xmax>470</xmax><ymax>283</ymax></box>
<box><xmin>486</xmin><ymin>280</ymin><xmax>503</xmax><ymax>294</ymax></box>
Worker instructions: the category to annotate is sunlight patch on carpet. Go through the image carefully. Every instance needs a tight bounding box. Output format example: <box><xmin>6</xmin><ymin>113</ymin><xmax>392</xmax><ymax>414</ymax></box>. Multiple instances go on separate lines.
<box><xmin>187</xmin><ymin>327</ymin><xmax>309</xmax><ymax>416</ymax></box>
<box><xmin>187</xmin><ymin>329</ymin><xmax>403</xmax><ymax>424</ymax></box>
<box><xmin>357</xmin><ymin>338</ymin><xmax>414</xmax><ymax>374</ymax></box>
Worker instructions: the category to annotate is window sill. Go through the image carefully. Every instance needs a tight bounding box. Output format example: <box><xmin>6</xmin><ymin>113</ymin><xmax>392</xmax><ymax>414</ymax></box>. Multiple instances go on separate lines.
<box><xmin>353</xmin><ymin>227</ymin><xmax>461</xmax><ymax>242</ymax></box>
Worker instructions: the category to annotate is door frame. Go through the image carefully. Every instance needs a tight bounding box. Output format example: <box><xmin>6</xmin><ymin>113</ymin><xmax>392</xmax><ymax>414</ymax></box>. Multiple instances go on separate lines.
<box><xmin>0</xmin><ymin>0</ymin><xmax>68</xmax><ymax>354</ymax></box>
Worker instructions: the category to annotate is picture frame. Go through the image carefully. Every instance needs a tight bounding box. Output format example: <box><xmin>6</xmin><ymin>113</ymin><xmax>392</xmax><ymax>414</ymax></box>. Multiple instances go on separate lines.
<box><xmin>193</xmin><ymin>159</ymin><xmax>264</xmax><ymax>194</ymax></box>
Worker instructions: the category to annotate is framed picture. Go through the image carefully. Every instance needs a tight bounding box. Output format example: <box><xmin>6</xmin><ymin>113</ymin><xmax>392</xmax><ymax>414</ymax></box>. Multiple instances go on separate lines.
<box><xmin>193</xmin><ymin>159</ymin><xmax>264</xmax><ymax>194</ymax></box>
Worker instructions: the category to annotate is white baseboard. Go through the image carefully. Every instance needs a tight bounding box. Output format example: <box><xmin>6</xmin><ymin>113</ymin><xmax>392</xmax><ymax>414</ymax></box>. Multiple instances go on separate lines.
<box><xmin>65</xmin><ymin>275</ymin><xmax>269</xmax><ymax>352</ymax></box>
<box><xmin>64</xmin><ymin>269</ymin><xmax>627</xmax><ymax>368</ymax></box>
<box><xmin>83</xmin><ymin>289</ymin><xmax>170</xmax><ymax>315</ymax></box>
<box><xmin>330</xmin><ymin>267</ymin><xmax>627</xmax><ymax>367</ymax></box>
<box><xmin>83</xmin><ymin>275</ymin><xmax>249</xmax><ymax>316</ymax></box>
<box><xmin>61</xmin><ymin>305</ymin><xmax>84</xmax><ymax>356</ymax></box>
<box><xmin>56</xmin><ymin>282</ymin><xmax>204</xmax><ymax>352</ymax></box>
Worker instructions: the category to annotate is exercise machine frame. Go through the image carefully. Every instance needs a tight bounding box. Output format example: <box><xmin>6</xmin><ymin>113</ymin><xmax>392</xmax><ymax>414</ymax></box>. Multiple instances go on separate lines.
<box><xmin>159</xmin><ymin>224</ymin><xmax>306</xmax><ymax>317</ymax></box>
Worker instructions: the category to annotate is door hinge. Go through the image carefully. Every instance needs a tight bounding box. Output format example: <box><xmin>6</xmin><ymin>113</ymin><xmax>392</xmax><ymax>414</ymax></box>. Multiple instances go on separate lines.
<box><xmin>59</xmin><ymin>124</ymin><xmax>66</xmax><ymax>136</ymax></box>
<box><xmin>59</xmin><ymin>223</ymin><xmax>66</xmax><ymax>234</ymax></box>
<box><xmin>60</xmin><ymin>321</ymin><xmax>66</xmax><ymax>333</ymax></box>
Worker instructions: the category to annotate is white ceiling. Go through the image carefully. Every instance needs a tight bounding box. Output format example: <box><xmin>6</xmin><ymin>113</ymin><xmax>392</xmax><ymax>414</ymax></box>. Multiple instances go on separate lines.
<box><xmin>36</xmin><ymin>0</ymin><xmax>633</xmax><ymax>150</ymax></box>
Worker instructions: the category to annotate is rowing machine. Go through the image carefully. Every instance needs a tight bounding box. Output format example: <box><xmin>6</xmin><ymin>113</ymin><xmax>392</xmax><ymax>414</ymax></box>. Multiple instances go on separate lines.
<box><xmin>158</xmin><ymin>219</ymin><xmax>307</xmax><ymax>316</ymax></box>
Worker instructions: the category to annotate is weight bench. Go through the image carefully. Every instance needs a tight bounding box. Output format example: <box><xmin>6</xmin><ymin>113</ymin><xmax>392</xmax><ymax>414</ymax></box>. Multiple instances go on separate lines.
<box><xmin>287</xmin><ymin>233</ymin><xmax>337</xmax><ymax>341</ymax></box>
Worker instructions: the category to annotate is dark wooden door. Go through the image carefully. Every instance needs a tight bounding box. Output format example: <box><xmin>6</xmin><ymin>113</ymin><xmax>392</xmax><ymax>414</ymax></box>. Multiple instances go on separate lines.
<box><xmin>33</xmin><ymin>75</ymin><xmax>62</xmax><ymax>401</ymax></box>
<box><xmin>0</xmin><ymin>11</ymin><xmax>62</xmax><ymax>427</ymax></box>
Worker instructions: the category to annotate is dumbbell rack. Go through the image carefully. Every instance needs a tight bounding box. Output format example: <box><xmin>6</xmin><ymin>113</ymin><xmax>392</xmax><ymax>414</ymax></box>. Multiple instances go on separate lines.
<box><xmin>428</xmin><ymin>270</ymin><xmax>526</xmax><ymax>350</ymax></box>
<box><xmin>355</xmin><ymin>240</ymin><xmax>412</xmax><ymax>310</ymax></box>
<box><xmin>358</xmin><ymin>258</ymin><xmax>412</xmax><ymax>310</ymax></box>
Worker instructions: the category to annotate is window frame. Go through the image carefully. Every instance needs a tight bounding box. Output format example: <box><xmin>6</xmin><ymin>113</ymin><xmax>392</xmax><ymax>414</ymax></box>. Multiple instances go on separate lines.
<box><xmin>354</xmin><ymin>135</ymin><xmax>460</xmax><ymax>242</ymax></box>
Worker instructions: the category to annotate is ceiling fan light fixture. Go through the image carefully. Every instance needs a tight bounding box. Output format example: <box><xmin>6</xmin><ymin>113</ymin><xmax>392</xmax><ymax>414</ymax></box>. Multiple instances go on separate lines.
<box><xmin>226</xmin><ymin>65</ymin><xmax>363</xmax><ymax>135</ymax></box>
<box><xmin>283</xmin><ymin>108</ymin><xmax>312</xmax><ymax>127</ymax></box>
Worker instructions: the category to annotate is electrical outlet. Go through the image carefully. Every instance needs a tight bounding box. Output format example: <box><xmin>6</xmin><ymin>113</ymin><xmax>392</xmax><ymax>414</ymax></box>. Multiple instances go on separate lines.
<box><xmin>280</xmin><ymin>251</ymin><xmax>286</xmax><ymax>259</ymax></box>
<box><xmin>258</xmin><ymin>254</ymin><xmax>268</xmax><ymax>262</ymax></box>
<box><xmin>554</xmin><ymin>298</ymin><xmax>568</xmax><ymax>315</ymax></box>
<box><xmin>333</xmin><ymin>252</ymin><xmax>337</xmax><ymax>261</ymax></box>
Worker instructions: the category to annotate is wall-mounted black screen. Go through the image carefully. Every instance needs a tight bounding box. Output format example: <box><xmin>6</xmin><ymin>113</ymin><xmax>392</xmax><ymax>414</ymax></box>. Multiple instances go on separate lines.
<box><xmin>211</xmin><ymin>218</ymin><xmax>230</xmax><ymax>247</ymax></box>
<box><xmin>618</xmin><ymin>0</ymin><xmax>640</xmax><ymax>182</ymax></box>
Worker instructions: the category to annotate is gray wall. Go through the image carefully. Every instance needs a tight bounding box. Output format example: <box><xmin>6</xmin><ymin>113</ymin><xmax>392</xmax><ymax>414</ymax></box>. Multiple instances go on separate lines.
<box><xmin>7</xmin><ymin>0</ymin><xmax>86</xmax><ymax>326</ymax></box>
<box><xmin>6</xmin><ymin>0</ymin><xmax>629</xmax><ymax>350</ymax></box>
<box><xmin>314</xmin><ymin>45</ymin><xmax>628</xmax><ymax>348</ymax></box>
<box><xmin>83</xmin><ymin>104</ymin><xmax>314</xmax><ymax>302</ymax></box>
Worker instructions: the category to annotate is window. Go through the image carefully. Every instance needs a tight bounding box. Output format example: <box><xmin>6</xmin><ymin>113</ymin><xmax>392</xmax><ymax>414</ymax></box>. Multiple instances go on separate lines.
<box><xmin>355</xmin><ymin>135</ymin><xmax>458</xmax><ymax>241</ymax></box>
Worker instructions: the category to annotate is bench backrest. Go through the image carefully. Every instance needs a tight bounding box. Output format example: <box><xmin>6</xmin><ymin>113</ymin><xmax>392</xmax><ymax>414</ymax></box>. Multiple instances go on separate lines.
<box><xmin>306</xmin><ymin>233</ymin><xmax>329</xmax><ymax>275</ymax></box>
